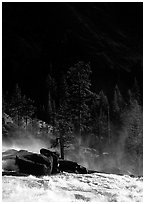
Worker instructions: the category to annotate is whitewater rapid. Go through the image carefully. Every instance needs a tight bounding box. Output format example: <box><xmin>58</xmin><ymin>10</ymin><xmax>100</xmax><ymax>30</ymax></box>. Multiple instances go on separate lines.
<box><xmin>2</xmin><ymin>172</ymin><xmax>143</xmax><ymax>202</ymax></box>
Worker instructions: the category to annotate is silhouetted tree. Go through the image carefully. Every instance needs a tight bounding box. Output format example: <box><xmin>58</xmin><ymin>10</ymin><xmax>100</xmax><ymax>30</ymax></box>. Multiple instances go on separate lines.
<box><xmin>112</xmin><ymin>85</ymin><xmax>125</xmax><ymax>125</ymax></box>
<box><xmin>64</xmin><ymin>61</ymin><xmax>93</xmax><ymax>136</ymax></box>
<box><xmin>98</xmin><ymin>90</ymin><xmax>111</xmax><ymax>153</ymax></box>
<box><xmin>8</xmin><ymin>84</ymin><xmax>36</xmax><ymax>127</ymax></box>
<box><xmin>2</xmin><ymin>91</ymin><xmax>9</xmax><ymax>114</ymax></box>
<box><xmin>9</xmin><ymin>84</ymin><xmax>23</xmax><ymax>126</ymax></box>
<box><xmin>46</xmin><ymin>74</ymin><xmax>56</xmax><ymax>124</ymax></box>
<box><xmin>89</xmin><ymin>93</ymin><xmax>100</xmax><ymax>146</ymax></box>
<box><xmin>123</xmin><ymin>96</ymin><xmax>143</xmax><ymax>175</ymax></box>
<box><xmin>54</xmin><ymin>102</ymin><xmax>73</xmax><ymax>159</ymax></box>
<box><xmin>54</xmin><ymin>61</ymin><xmax>93</xmax><ymax>158</ymax></box>
<box><xmin>132</xmin><ymin>78</ymin><xmax>141</xmax><ymax>104</ymax></box>
<box><xmin>113</xmin><ymin>85</ymin><xmax>125</xmax><ymax>113</ymax></box>
<box><xmin>22</xmin><ymin>95</ymin><xmax>36</xmax><ymax>128</ymax></box>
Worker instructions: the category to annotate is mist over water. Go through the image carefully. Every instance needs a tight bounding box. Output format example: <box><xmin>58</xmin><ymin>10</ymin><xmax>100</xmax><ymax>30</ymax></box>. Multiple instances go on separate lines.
<box><xmin>2</xmin><ymin>129</ymin><xmax>52</xmax><ymax>153</ymax></box>
<box><xmin>64</xmin><ymin>128</ymin><xmax>143</xmax><ymax>177</ymax></box>
<box><xmin>2</xmin><ymin>125</ymin><xmax>143</xmax><ymax>177</ymax></box>
<box><xmin>2</xmin><ymin>129</ymin><xmax>143</xmax><ymax>202</ymax></box>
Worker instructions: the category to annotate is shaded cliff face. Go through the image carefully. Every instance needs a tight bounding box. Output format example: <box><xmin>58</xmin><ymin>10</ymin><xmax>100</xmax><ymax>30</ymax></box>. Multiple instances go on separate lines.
<box><xmin>2</xmin><ymin>3</ymin><xmax>143</xmax><ymax>103</ymax></box>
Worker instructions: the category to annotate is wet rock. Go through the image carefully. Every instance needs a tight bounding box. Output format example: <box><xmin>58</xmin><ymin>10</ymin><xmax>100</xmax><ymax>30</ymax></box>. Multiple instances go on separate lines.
<box><xmin>40</xmin><ymin>148</ymin><xmax>59</xmax><ymax>174</ymax></box>
<box><xmin>76</xmin><ymin>165</ymin><xmax>88</xmax><ymax>174</ymax></box>
<box><xmin>58</xmin><ymin>160</ymin><xmax>88</xmax><ymax>174</ymax></box>
<box><xmin>16</xmin><ymin>150</ymin><xmax>53</xmax><ymax>176</ymax></box>
<box><xmin>2</xmin><ymin>148</ymin><xmax>88</xmax><ymax>176</ymax></box>
<box><xmin>2</xmin><ymin>149</ymin><xmax>18</xmax><ymax>160</ymax></box>
<box><xmin>2</xmin><ymin>149</ymin><xmax>19</xmax><ymax>172</ymax></box>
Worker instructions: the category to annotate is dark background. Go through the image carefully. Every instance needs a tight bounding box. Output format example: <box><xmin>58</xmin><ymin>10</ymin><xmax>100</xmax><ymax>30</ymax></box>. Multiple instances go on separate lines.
<box><xmin>2</xmin><ymin>2</ymin><xmax>143</xmax><ymax>107</ymax></box>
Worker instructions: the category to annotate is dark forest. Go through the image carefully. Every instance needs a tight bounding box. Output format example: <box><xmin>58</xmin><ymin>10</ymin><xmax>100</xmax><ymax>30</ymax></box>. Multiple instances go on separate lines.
<box><xmin>2</xmin><ymin>2</ymin><xmax>143</xmax><ymax>176</ymax></box>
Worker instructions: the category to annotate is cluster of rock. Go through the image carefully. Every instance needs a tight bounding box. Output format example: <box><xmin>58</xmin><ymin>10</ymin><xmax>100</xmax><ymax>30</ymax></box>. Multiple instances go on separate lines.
<box><xmin>2</xmin><ymin>148</ymin><xmax>88</xmax><ymax>176</ymax></box>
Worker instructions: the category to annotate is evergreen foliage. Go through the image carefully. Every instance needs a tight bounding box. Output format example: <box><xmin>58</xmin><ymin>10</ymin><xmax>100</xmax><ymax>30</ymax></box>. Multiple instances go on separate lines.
<box><xmin>131</xmin><ymin>78</ymin><xmax>141</xmax><ymax>104</ymax></box>
<box><xmin>64</xmin><ymin>61</ymin><xmax>93</xmax><ymax>135</ymax></box>
<box><xmin>53</xmin><ymin>61</ymin><xmax>93</xmax><ymax>158</ymax></box>
<box><xmin>46</xmin><ymin>74</ymin><xmax>56</xmax><ymax>124</ymax></box>
<box><xmin>2</xmin><ymin>62</ymin><xmax>143</xmax><ymax>173</ymax></box>
<box><xmin>112</xmin><ymin>85</ymin><xmax>125</xmax><ymax>125</ymax></box>
<box><xmin>113</xmin><ymin>85</ymin><xmax>125</xmax><ymax>114</ymax></box>
<box><xmin>4</xmin><ymin>84</ymin><xmax>36</xmax><ymax>127</ymax></box>
<box><xmin>124</xmin><ymin>92</ymin><xmax>143</xmax><ymax>158</ymax></box>
<box><xmin>98</xmin><ymin>91</ymin><xmax>110</xmax><ymax>152</ymax></box>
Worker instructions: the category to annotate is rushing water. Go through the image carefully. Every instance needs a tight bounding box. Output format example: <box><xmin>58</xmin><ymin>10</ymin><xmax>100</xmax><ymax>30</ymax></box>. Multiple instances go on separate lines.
<box><xmin>2</xmin><ymin>172</ymin><xmax>143</xmax><ymax>202</ymax></box>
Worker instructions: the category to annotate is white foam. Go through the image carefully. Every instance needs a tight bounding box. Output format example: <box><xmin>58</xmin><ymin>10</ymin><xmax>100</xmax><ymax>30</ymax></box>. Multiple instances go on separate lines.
<box><xmin>2</xmin><ymin>172</ymin><xmax>143</xmax><ymax>202</ymax></box>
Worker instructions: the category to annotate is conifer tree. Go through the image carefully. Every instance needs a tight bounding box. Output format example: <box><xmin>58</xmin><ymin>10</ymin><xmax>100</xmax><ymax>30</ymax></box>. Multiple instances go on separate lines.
<box><xmin>64</xmin><ymin>61</ymin><xmax>93</xmax><ymax>136</ymax></box>
<box><xmin>9</xmin><ymin>84</ymin><xmax>23</xmax><ymax>126</ymax></box>
<box><xmin>2</xmin><ymin>92</ymin><xmax>9</xmax><ymax>114</ymax></box>
<box><xmin>112</xmin><ymin>85</ymin><xmax>125</xmax><ymax>125</ymax></box>
<box><xmin>55</xmin><ymin>102</ymin><xmax>73</xmax><ymax>159</ymax></box>
<box><xmin>123</xmin><ymin>81</ymin><xmax>143</xmax><ymax>172</ymax></box>
<box><xmin>46</xmin><ymin>74</ymin><xmax>56</xmax><ymax>124</ymax></box>
<box><xmin>90</xmin><ymin>93</ymin><xmax>100</xmax><ymax>137</ymax></box>
<box><xmin>55</xmin><ymin>61</ymin><xmax>93</xmax><ymax>158</ymax></box>
<box><xmin>98</xmin><ymin>90</ymin><xmax>111</xmax><ymax>152</ymax></box>
<box><xmin>113</xmin><ymin>85</ymin><xmax>124</xmax><ymax>113</ymax></box>
<box><xmin>22</xmin><ymin>95</ymin><xmax>36</xmax><ymax>128</ymax></box>
<box><xmin>9</xmin><ymin>84</ymin><xmax>36</xmax><ymax>127</ymax></box>
<box><xmin>124</xmin><ymin>96</ymin><xmax>143</xmax><ymax>175</ymax></box>
<box><xmin>132</xmin><ymin>78</ymin><xmax>141</xmax><ymax>104</ymax></box>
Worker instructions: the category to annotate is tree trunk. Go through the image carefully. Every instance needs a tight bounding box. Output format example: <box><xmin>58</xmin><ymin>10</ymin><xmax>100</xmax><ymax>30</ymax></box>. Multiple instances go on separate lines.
<box><xmin>108</xmin><ymin>106</ymin><xmax>111</xmax><ymax>144</ymax></box>
<box><xmin>47</xmin><ymin>90</ymin><xmax>52</xmax><ymax>123</ymax></box>
<box><xmin>25</xmin><ymin>116</ymin><xmax>28</xmax><ymax>129</ymax></box>
<box><xmin>60</xmin><ymin>134</ymin><xmax>64</xmax><ymax>159</ymax></box>
<box><xmin>98</xmin><ymin>107</ymin><xmax>103</xmax><ymax>155</ymax></box>
<box><xmin>17</xmin><ymin>111</ymin><xmax>20</xmax><ymax>127</ymax></box>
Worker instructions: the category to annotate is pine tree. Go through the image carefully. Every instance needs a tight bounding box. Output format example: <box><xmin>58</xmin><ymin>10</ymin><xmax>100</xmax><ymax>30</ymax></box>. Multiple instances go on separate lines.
<box><xmin>22</xmin><ymin>95</ymin><xmax>36</xmax><ymax>129</ymax></box>
<box><xmin>46</xmin><ymin>74</ymin><xmax>56</xmax><ymax>124</ymax></box>
<box><xmin>121</xmin><ymin>83</ymin><xmax>142</xmax><ymax>175</ymax></box>
<box><xmin>132</xmin><ymin>78</ymin><xmax>141</xmax><ymax>104</ymax></box>
<box><xmin>8</xmin><ymin>84</ymin><xmax>36</xmax><ymax>127</ymax></box>
<box><xmin>64</xmin><ymin>61</ymin><xmax>93</xmax><ymax>136</ymax></box>
<box><xmin>112</xmin><ymin>85</ymin><xmax>125</xmax><ymax>124</ymax></box>
<box><xmin>124</xmin><ymin>97</ymin><xmax>143</xmax><ymax>175</ymax></box>
<box><xmin>98</xmin><ymin>90</ymin><xmax>111</xmax><ymax>153</ymax></box>
<box><xmin>55</xmin><ymin>102</ymin><xmax>73</xmax><ymax>159</ymax></box>
<box><xmin>55</xmin><ymin>61</ymin><xmax>93</xmax><ymax>158</ymax></box>
<box><xmin>9</xmin><ymin>84</ymin><xmax>23</xmax><ymax>126</ymax></box>
<box><xmin>2</xmin><ymin>92</ymin><xmax>9</xmax><ymax>114</ymax></box>
<box><xmin>90</xmin><ymin>93</ymin><xmax>100</xmax><ymax>137</ymax></box>
<box><xmin>113</xmin><ymin>85</ymin><xmax>124</xmax><ymax>113</ymax></box>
